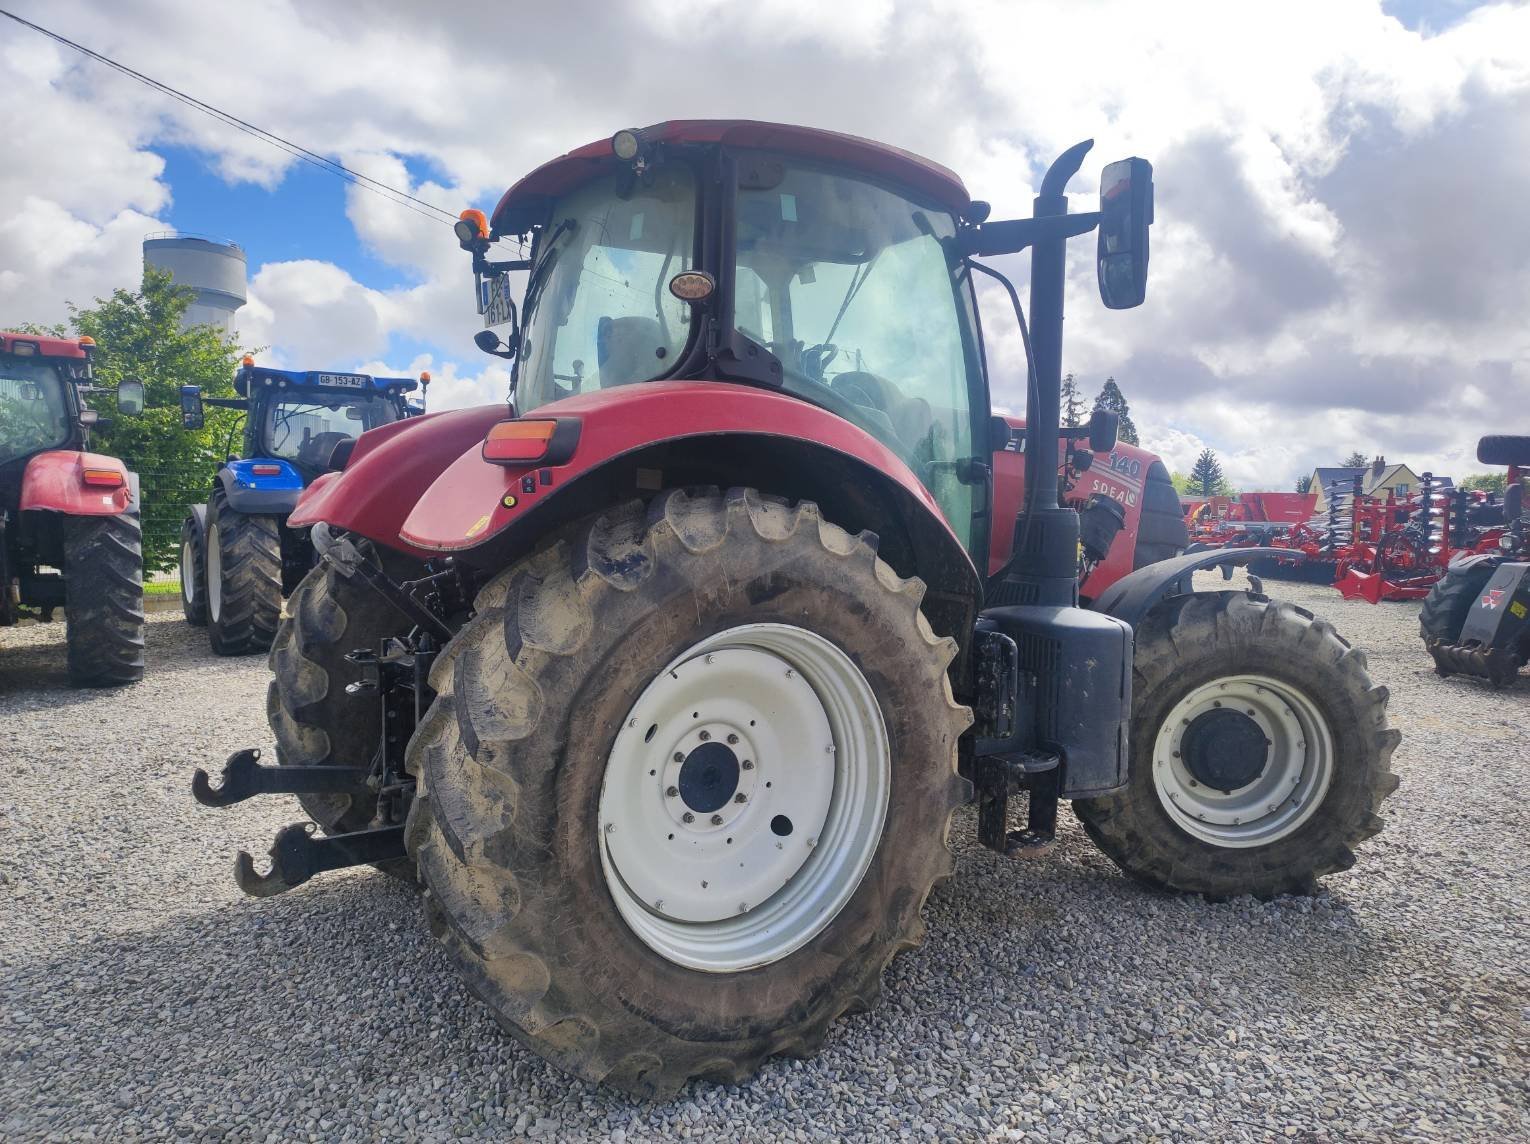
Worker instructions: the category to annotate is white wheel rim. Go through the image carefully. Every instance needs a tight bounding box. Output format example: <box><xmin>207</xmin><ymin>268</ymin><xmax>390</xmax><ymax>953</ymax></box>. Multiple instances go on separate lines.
<box><xmin>206</xmin><ymin>523</ymin><xmax>222</xmax><ymax>623</ymax></box>
<box><xmin>1152</xmin><ymin>673</ymin><xmax>1334</xmax><ymax>848</ymax></box>
<box><xmin>181</xmin><ymin>538</ymin><xmax>197</xmax><ymax>607</ymax></box>
<box><xmin>598</xmin><ymin>623</ymin><xmax>890</xmax><ymax>973</ymax></box>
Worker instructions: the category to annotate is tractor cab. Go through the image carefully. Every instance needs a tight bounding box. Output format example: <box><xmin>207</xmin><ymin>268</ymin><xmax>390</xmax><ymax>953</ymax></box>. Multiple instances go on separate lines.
<box><xmin>183</xmin><ymin>359</ymin><xmax>424</xmax><ymax>479</ymax></box>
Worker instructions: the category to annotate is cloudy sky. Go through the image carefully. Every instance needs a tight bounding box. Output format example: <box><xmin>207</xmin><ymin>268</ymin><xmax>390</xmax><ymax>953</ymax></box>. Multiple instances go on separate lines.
<box><xmin>2</xmin><ymin>0</ymin><xmax>1527</xmax><ymax>489</ymax></box>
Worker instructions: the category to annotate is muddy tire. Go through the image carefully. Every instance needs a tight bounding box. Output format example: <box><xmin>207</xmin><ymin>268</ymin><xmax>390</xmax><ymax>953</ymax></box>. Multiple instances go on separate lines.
<box><xmin>267</xmin><ymin>561</ymin><xmax>418</xmax><ymax>880</ymax></box>
<box><xmin>1418</xmin><ymin>561</ymin><xmax>1495</xmax><ymax>645</ymax></box>
<box><xmin>1074</xmin><ymin>591</ymin><xmax>1400</xmax><ymax>900</ymax></box>
<box><xmin>206</xmin><ymin>489</ymin><xmax>281</xmax><ymax>656</ymax></box>
<box><xmin>179</xmin><ymin>509</ymin><xmax>208</xmax><ymax>626</ymax></box>
<box><xmin>1133</xmin><ymin>460</ymin><xmax>1188</xmax><ymax>569</ymax></box>
<box><xmin>405</xmin><ymin>488</ymin><xmax>970</xmax><ymax>1096</ymax></box>
<box><xmin>63</xmin><ymin>511</ymin><xmax>145</xmax><ymax>687</ymax></box>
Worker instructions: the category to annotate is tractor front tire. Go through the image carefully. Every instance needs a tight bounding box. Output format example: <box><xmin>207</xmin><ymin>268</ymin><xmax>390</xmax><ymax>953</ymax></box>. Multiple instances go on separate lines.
<box><xmin>1418</xmin><ymin>561</ymin><xmax>1496</xmax><ymax>646</ymax></box>
<box><xmin>267</xmin><ymin>561</ymin><xmax>419</xmax><ymax>883</ymax></box>
<box><xmin>405</xmin><ymin>488</ymin><xmax>970</xmax><ymax>1096</ymax></box>
<box><xmin>206</xmin><ymin>490</ymin><xmax>282</xmax><ymax>656</ymax></box>
<box><xmin>179</xmin><ymin>511</ymin><xmax>208</xmax><ymax>626</ymax></box>
<box><xmin>1074</xmin><ymin>591</ymin><xmax>1400</xmax><ymax>900</ymax></box>
<box><xmin>63</xmin><ymin>511</ymin><xmax>145</xmax><ymax>687</ymax></box>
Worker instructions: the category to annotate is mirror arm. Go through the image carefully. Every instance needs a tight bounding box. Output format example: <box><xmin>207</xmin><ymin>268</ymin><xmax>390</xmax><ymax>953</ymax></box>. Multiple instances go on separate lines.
<box><xmin>956</xmin><ymin>212</ymin><xmax>1099</xmax><ymax>257</ymax></box>
<box><xmin>204</xmin><ymin>397</ymin><xmax>249</xmax><ymax>411</ymax></box>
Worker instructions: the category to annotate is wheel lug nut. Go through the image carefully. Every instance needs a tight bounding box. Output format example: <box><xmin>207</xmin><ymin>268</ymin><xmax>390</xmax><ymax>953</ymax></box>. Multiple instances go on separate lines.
<box><xmin>742</xmin><ymin>760</ymin><xmax>754</xmax><ymax>770</ymax></box>
<box><xmin>734</xmin><ymin>793</ymin><xmax>746</xmax><ymax>804</ymax></box>
<box><xmin>699</xmin><ymin>730</ymin><xmax>711</xmax><ymax>741</ymax></box>
<box><xmin>673</xmin><ymin>752</ymin><xmax>684</xmax><ymax>763</ymax></box>
<box><xmin>682</xmin><ymin>812</ymin><xmax>694</xmax><ymax>823</ymax></box>
<box><xmin>727</xmin><ymin>733</ymin><xmax>739</xmax><ymax>745</ymax></box>
<box><xmin>710</xmin><ymin>814</ymin><xmax>724</xmax><ymax>825</ymax></box>
<box><xmin>666</xmin><ymin>786</ymin><xmax>678</xmax><ymax>798</ymax></box>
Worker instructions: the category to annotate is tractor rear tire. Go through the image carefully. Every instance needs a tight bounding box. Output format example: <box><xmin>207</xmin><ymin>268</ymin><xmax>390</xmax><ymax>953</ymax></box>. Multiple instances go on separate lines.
<box><xmin>267</xmin><ymin>561</ymin><xmax>417</xmax><ymax>881</ymax></box>
<box><xmin>404</xmin><ymin>488</ymin><xmax>970</xmax><ymax>1096</ymax></box>
<box><xmin>1134</xmin><ymin>460</ymin><xmax>1188</xmax><ymax>569</ymax></box>
<box><xmin>1074</xmin><ymin>591</ymin><xmax>1400</xmax><ymax>900</ymax></box>
<box><xmin>63</xmin><ymin>511</ymin><xmax>145</xmax><ymax>687</ymax></box>
<box><xmin>206</xmin><ymin>490</ymin><xmax>282</xmax><ymax>656</ymax></box>
<box><xmin>180</xmin><ymin>511</ymin><xmax>207</xmax><ymax>626</ymax></box>
<box><xmin>1418</xmin><ymin>561</ymin><xmax>1495</xmax><ymax>646</ymax></box>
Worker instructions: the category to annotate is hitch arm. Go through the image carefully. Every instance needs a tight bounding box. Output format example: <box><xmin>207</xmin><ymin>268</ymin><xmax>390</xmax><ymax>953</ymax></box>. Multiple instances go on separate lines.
<box><xmin>235</xmin><ymin>823</ymin><xmax>407</xmax><ymax>897</ymax></box>
<box><xmin>192</xmin><ymin>749</ymin><xmax>372</xmax><ymax>808</ymax></box>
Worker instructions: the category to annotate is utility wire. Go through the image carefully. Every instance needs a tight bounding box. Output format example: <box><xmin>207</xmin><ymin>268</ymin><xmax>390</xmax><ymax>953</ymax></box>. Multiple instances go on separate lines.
<box><xmin>0</xmin><ymin>6</ymin><xmax>462</xmax><ymax>229</ymax></box>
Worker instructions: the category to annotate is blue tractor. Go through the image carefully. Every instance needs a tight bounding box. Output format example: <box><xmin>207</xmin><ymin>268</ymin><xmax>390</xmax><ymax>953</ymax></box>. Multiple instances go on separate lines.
<box><xmin>178</xmin><ymin>357</ymin><xmax>426</xmax><ymax>655</ymax></box>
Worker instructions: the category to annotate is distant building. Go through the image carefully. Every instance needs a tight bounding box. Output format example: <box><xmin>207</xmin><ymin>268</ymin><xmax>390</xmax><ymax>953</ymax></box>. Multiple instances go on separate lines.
<box><xmin>143</xmin><ymin>233</ymin><xmax>247</xmax><ymax>334</ymax></box>
<box><xmin>1309</xmin><ymin>456</ymin><xmax>1423</xmax><ymax>512</ymax></box>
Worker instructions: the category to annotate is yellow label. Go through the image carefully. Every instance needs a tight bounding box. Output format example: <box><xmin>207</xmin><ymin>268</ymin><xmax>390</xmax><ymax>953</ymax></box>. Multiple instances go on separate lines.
<box><xmin>1511</xmin><ymin>600</ymin><xmax>1527</xmax><ymax>619</ymax></box>
<box><xmin>501</xmin><ymin>493</ymin><xmax>518</xmax><ymax>509</ymax></box>
<box><xmin>465</xmin><ymin>512</ymin><xmax>492</xmax><ymax>538</ymax></box>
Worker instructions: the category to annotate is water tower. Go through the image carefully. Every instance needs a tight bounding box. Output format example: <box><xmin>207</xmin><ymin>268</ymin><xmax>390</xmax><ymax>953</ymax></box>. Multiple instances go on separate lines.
<box><xmin>142</xmin><ymin>232</ymin><xmax>247</xmax><ymax>333</ymax></box>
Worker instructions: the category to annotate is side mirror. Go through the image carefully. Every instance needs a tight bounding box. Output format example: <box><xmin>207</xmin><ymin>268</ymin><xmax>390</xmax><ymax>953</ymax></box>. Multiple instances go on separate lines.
<box><xmin>1097</xmin><ymin>157</ymin><xmax>1153</xmax><ymax>310</ymax></box>
<box><xmin>1088</xmin><ymin>407</ymin><xmax>1119</xmax><ymax>454</ymax></box>
<box><xmin>180</xmin><ymin>385</ymin><xmax>205</xmax><ymax>430</ymax></box>
<box><xmin>117</xmin><ymin>378</ymin><xmax>144</xmax><ymax>416</ymax></box>
<box><xmin>474</xmin><ymin>328</ymin><xmax>519</xmax><ymax>360</ymax></box>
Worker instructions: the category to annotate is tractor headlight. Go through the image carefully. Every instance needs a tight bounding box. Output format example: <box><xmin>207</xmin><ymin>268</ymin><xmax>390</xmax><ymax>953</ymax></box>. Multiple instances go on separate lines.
<box><xmin>611</xmin><ymin>129</ymin><xmax>643</xmax><ymax>161</ymax></box>
<box><xmin>1501</xmin><ymin>534</ymin><xmax>1517</xmax><ymax>553</ymax></box>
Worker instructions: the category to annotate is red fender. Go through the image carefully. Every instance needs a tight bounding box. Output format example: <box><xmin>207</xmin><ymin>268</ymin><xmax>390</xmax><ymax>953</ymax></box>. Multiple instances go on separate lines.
<box><xmin>19</xmin><ymin>450</ymin><xmax>132</xmax><ymax>516</ymax></box>
<box><xmin>292</xmin><ymin>380</ymin><xmax>961</xmax><ymax>563</ymax></box>
<box><xmin>289</xmin><ymin>406</ymin><xmax>509</xmax><ymax>558</ymax></box>
<box><xmin>397</xmin><ymin>381</ymin><xmax>961</xmax><ymax>556</ymax></box>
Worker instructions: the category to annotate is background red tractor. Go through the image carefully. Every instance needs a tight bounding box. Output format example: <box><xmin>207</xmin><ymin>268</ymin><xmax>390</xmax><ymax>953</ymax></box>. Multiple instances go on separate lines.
<box><xmin>194</xmin><ymin>121</ymin><xmax>1398</xmax><ymax>1095</ymax></box>
<box><xmin>1</xmin><ymin>332</ymin><xmax>145</xmax><ymax>686</ymax></box>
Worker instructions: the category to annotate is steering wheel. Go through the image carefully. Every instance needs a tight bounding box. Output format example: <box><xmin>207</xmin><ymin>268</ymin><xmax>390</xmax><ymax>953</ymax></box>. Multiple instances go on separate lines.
<box><xmin>801</xmin><ymin>342</ymin><xmax>839</xmax><ymax>381</ymax></box>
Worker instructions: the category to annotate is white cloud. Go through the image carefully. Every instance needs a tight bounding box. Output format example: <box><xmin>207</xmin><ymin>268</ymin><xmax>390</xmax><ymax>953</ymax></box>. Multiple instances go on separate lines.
<box><xmin>2</xmin><ymin>0</ymin><xmax>1528</xmax><ymax>490</ymax></box>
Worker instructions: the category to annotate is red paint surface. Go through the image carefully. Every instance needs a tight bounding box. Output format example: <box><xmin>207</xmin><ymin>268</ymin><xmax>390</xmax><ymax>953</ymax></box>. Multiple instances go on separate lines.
<box><xmin>19</xmin><ymin>451</ymin><xmax>131</xmax><ymax>515</ymax></box>
<box><xmin>287</xmin><ymin>405</ymin><xmax>510</xmax><ymax>557</ymax></box>
<box><xmin>988</xmin><ymin>418</ymin><xmax>1164</xmax><ymax>596</ymax></box>
<box><xmin>395</xmin><ymin>381</ymin><xmax>957</xmax><ymax>555</ymax></box>
<box><xmin>0</xmin><ymin>332</ymin><xmax>88</xmax><ymax>359</ymax></box>
<box><xmin>492</xmin><ymin>119</ymin><xmax>970</xmax><ymax>231</ymax></box>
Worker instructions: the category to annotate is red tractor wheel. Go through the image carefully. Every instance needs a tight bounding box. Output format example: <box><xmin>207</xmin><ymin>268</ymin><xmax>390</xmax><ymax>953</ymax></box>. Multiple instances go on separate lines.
<box><xmin>404</xmin><ymin>488</ymin><xmax>970</xmax><ymax>1096</ymax></box>
<box><xmin>63</xmin><ymin>511</ymin><xmax>145</xmax><ymax>687</ymax></box>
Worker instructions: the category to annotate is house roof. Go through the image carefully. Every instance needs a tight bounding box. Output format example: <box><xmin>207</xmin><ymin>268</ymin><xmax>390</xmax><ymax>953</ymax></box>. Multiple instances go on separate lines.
<box><xmin>1312</xmin><ymin>466</ymin><xmax>1366</xmax><ymax>492</ymax></box>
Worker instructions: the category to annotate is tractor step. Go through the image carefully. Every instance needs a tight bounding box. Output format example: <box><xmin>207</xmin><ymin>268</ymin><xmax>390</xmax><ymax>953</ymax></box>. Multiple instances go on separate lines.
<box><xmin>192</xmin><ymin>748</ymin><xmax>371</xmax><ymax>807</ymax></box>
<box><xmin>974</xmin><ymin>754</ymin><xmax>1060</xmax><ymax>858</ymax></box>
<box><xmin>235</xmin><ymin>822</ymin><xmax>407</xmax><ymax>897</ymax></box>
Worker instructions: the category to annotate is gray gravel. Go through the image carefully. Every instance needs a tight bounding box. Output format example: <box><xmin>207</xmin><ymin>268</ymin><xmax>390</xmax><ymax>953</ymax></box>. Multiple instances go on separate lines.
<box><xmin>2</xmin><ymin>572</ymin><xmax>1526</xmax><ymax>1141</ymax></box>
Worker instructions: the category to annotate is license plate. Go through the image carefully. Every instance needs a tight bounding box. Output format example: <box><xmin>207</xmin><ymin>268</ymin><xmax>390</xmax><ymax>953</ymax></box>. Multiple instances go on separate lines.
<box><xmin>315</xmin><ymin>373</ymin><xmax>370</xmax><ymax>389</ymax></box>
<box><xmin>480</xmin><ymin>271</ymin><xmax>515</xmax><ymax>328</ymax></box>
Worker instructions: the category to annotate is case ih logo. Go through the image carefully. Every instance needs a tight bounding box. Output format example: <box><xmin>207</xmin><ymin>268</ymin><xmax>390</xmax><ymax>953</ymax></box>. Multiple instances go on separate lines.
<box><xmin>1480</xmin><ymin>588</ymin><xmax>1505</xmax><ymax>610</ymax></box>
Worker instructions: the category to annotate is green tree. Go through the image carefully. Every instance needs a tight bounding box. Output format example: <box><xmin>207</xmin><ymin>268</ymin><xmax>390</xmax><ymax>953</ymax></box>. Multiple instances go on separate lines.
<box><xmin>1094</xmin><ymin>376</ymin><xmax>1138</xmax><ymax>445</ymax></box>
<box><xmin>1060</xmin><ymin>372</ymin><xmax>1086</xmax><ymax>428</ymax></box>
<box><xmin>1189</xmin><ymin>447</ymin><xmax>1228</xmax><ymax>497</ymax></box>
<box><xmin>1340</xmin><ymin>451</ymin><xmax>1368</xmax><ymax>468</ymax></box>
<box><xmin>1459</xmin><ymin>472</ymin><xmax>1508</xmax><ymax>494</ymax></box>
<box><xmin>23</xmin><ymin>267</ymin><xmax>247</xmax><ymax>570</ymax></box>
<box><xmin>1295</xmin><ymin>473</ymin><xmax>1313</xmax><ymax>494</ymax></box>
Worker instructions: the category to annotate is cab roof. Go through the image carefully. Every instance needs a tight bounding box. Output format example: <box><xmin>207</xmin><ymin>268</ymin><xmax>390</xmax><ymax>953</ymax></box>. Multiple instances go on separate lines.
<box><xmin>235</xmin><ymin>364</ymin><xmax>418</xmax><ymax>398</ymax></box>
<box><xmin>490</xmin><ymin>119</ymin><xmax>971</xmax><ymax>236</ymax></box>
<box><xmin>0</xmin><ymin>332</ymin><xmax>89</xmax><ymax>359</ymax></box>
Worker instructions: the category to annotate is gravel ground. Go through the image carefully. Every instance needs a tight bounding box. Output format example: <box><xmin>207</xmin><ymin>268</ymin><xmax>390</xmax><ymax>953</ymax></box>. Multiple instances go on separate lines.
<box><xmin>1</xmin><ymin>572</ymin><xmax>1526</xmax><ymax>1142</ymax></box>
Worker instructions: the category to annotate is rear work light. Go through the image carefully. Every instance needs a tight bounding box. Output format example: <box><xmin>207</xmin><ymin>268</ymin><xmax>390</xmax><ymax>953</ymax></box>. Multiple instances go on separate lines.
<box><xmin>10</xmin><ymin>340</ymin><xmax>38</xmax><ymax>356</ymax></box>
<box><xmin>81</xmin><ymin>468</ymin><xmax>124</xmax><ymax>487</ymax></box>
<box><xmin>482</xmin><ymin>418</ymin><xmax>580</xmax><ymax>466</ymax></box>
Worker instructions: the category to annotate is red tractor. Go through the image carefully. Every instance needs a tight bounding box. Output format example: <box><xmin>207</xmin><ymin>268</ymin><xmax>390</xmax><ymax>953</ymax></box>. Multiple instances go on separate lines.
<box><xmin>194</xmin><ymin>122</ymin><xmax>1399</xmax><ymax>1095</ymax></box>
<box><xmin>1</xmin><ymin>332</ymin><xmax>145</xmax><ymax>686</ymax></box>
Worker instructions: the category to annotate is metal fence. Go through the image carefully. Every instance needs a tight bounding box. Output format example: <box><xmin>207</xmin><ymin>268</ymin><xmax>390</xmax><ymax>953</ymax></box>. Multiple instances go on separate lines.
<box><xmin>137</xmin><ymin>470</ymin><xmax>207</xmax><ymax>575</ymax></box>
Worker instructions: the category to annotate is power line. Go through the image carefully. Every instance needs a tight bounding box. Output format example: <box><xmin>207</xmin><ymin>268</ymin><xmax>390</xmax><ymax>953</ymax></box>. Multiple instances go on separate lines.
<box><xmin>0</xmin><ymin>6</ymin><xmax>462</xmax><ymax>229</ymax></box>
